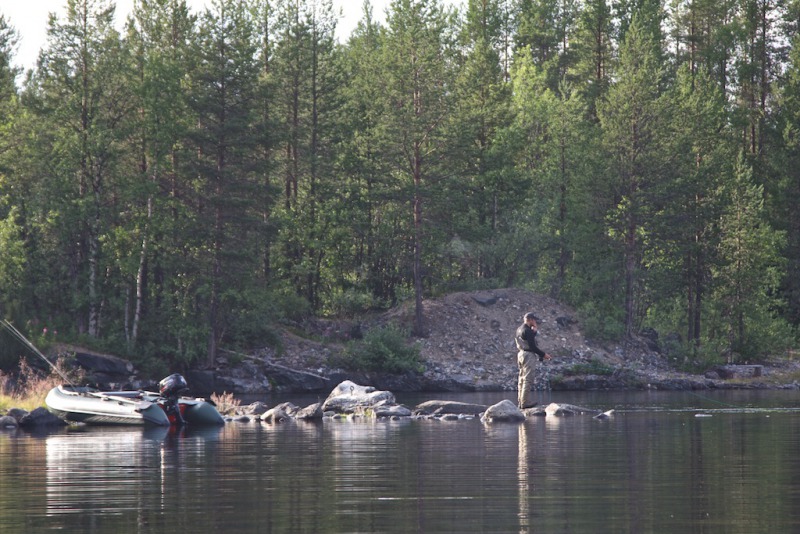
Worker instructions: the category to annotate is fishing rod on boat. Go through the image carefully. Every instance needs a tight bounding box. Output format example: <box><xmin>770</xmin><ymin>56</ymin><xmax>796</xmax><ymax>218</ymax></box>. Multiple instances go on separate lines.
<box><xmin>1</xmin><ymin>319</ymin><xmax>76</xmax><ymax>387</ymax></box>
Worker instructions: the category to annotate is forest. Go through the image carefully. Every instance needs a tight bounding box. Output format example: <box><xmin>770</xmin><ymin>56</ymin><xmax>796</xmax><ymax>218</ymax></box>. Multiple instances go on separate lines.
<box><xmin>0</xmin><ymin>0</ymin><xmax>798</xmax><ymax>374</ymax></box>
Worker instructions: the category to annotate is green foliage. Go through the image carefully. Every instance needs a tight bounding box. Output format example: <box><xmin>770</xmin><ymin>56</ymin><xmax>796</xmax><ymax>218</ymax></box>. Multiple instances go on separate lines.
<box><xmin>223</xmin><ymin>288</ymin><xmax>284</xmax><ymax>351</ymax></box>
<box><xmin>578</xmin><ymin>300</ymin><xmax>625</xmax><ymax>342</ymax></box>
<box><xmin>0</xmin><ymin>328</ymin><xmax>23</xmax><ymax>370</ymax></box>
<box><xmin>0</xmin><ymin>0</ymin><xmax>797</xmax><ymax>371</ymax></box>
<box><xmin>0</xmin><ymin>206</ymin><xmax>25</xmax><ymax>316</ymax></box>
<box><xmin>327</xmin><ymin>288</ymin><xmax>386</xmax><ymax>318</ymax></box>
<box><xmin>338</xmin><ymin>325</ymin><xmax>422</xmax><ymax>374</ymax></box>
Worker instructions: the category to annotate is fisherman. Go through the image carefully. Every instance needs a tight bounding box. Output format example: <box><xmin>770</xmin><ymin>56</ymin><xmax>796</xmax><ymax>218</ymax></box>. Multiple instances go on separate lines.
<box><xmin>515</xmin><ymin>312</ymin><xmax>551</xmax><ymax>409</ymax></box>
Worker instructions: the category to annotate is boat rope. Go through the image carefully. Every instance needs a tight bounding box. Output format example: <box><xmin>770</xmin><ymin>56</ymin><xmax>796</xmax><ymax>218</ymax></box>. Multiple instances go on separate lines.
<box><xmin>1</xmin><ymin>320</ymin><xmax>75</xmax><ymax>387</ymax></box>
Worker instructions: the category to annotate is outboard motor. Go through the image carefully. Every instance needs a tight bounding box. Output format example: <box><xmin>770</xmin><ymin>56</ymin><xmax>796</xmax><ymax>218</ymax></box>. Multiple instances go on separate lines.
<box><xmin>158</xmin><ymin>373</ymin><xmax>189</xmax><ymax>426</ymax></box>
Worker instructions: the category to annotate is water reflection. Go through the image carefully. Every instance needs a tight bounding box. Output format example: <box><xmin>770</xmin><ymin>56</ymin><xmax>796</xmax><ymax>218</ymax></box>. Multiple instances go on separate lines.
<box><xmin>5</xmin><ymin>391</ymin><xmax>800</xmax><ymax>532</ymax></box>
<box><xmin>44</xmin><ymin>425</ymin><xmax>223</xmax><ymax>520</ymax></box>
<box><xmin>517</xmin><ymin>421</ymin><xmax>531</xmax><ymax>533</ymax></box>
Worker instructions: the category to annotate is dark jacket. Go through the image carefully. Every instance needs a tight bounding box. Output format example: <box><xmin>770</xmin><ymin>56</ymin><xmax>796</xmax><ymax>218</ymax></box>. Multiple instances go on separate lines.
<box><xmin>515</xmin><ymin>323</ymin><xmax>545</xmax><ymax>361</ymax></box>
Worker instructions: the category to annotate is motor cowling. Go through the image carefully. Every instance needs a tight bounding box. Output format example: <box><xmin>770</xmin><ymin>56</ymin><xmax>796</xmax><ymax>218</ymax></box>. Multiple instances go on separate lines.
<box><xmin>159</xmin><ymin>373</ymin><xmax>188</xmax><ymax>399</ymax></box>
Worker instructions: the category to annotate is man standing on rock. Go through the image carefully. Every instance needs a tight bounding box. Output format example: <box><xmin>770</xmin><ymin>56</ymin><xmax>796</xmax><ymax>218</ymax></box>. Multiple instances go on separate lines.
<box><xmin>515</xmin><ymin>312</ymin><xmax>552</xmax><ymax>409</ymax></box>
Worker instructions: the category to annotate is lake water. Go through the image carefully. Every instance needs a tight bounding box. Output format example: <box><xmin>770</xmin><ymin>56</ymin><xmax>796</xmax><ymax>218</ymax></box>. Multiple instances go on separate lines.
<box><xmin>3</xmin><ymin>389</ymin><xmax>800</xmax><ymax>533</ymax></box>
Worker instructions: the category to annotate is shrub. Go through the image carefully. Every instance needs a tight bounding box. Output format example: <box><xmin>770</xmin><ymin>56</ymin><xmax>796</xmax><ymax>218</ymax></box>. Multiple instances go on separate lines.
<box><xmin>210</xmin><ymin>391</ymin><xmax>240</xmax><ymax>416</ymax></box>
<box><xmin>338</xmin><ymin>325</ymin><xmax>422</xmax><ymax>374</ymax></box>
<box><xmin>327</xmin><ymin>288</ymin><xmax>385</xmax><ymax>317</ymax></box>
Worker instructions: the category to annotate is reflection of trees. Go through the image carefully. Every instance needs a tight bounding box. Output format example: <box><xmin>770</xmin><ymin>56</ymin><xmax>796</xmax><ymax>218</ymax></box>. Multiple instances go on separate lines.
<box><xmin>0</xmin><ymin>431</ymin><xmax>49</xmax><ymax>529</ymax></box>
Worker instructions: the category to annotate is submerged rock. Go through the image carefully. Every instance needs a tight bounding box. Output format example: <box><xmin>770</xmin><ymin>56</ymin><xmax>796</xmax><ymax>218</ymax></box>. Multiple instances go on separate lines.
<box><xmin>0</xmin><ymin>415</ymin><xmax>18</xmax><ymax>429</ymax></box>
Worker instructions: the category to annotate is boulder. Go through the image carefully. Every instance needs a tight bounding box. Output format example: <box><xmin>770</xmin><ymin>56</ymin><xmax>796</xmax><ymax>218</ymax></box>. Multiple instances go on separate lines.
<box><xmin>273</xmin><ymin>402</ymin><xmax>301</xmax><ymax>417</ymax></box>
<box><xmin>295</xmin><ymin>402</ymin><xmax>324</xmax><ymax>420</ymax></box>
<box><xmin>6</xmin><ymin>408</ymin><xmax>28</xmax><ymax>422</ymax></box>
<box><xmin>374</xmin><ymin>404</ymin><xmax>412</xmax><ymax>418</ymax></box>
<box><xmin>261</xmin><ymin>407</ymin><xmax>290</xmax><ymax>423</ymax></box>
<box><xmin>481</xmin><ymin>399</ymin><xmax>525</xmax><ymax>423</ymax></box>
<box><xmin>242</xmin><ymin>401</ymin><xmax>269</xmax><ymax>416</ymax></box>
<box><xmin>73</xmin><ymin>350</ymin><xmax>132</xmax><ymax>375</ymax></box>
<box><xmin>19</xmin><ymin>407</ymin><xmax>67</xmax><ymax>427</ymax></box>
<box><xmin>471</xmin><ymin>293</ymin><xmax>498</xmax><ymax>307</ymax></box>
<box><xmin>321</xmin><ymin>380</ymin><xmax>396</xmax><ymax>414</ymax></box>
<box><xmin>413</xmin><ymin>400</ymin><xmax>487</xmax><ymax>417</ymax></box>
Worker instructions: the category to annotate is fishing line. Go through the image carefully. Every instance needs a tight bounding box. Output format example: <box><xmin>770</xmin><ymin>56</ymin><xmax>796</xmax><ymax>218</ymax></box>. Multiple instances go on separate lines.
<box><xmin>537</xmin><ymin>360</ymin><xmax>552</xmax><ymax>405</ymax></box>
<box><xmin>683</xmin><ymin>389</ymin><xmax>744</xmax><ymax>409</ymax></box>
<box><xmin>1</xmin><ymin>320</ymin><xmax>75</xmax><ymax>387</ymax></box>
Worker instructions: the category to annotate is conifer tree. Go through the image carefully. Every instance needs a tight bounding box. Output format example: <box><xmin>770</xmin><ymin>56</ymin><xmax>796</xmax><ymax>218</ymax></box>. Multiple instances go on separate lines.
<box><xmin>379</xmin><ymin>0</ymin><xmax>455</xmax><ymax>335</ymax></box>
<box><xmin>712</xmin><ymin>153</ymin><xmax>786</xmax><ymax>359</ymax></box>
<box><xmin>597</xmin><ymin>16</ymin><xmax>667</xmax><ymax>337</ymax></box>
<box><xmin>190</xmin><ymin>0</ymin><xmax>261</xmax><ymax>365</ymax></box>
<box><xmin>30</xmin><ymin>0</ymin><xmax>131</xmax><ymax>338</ymax></box>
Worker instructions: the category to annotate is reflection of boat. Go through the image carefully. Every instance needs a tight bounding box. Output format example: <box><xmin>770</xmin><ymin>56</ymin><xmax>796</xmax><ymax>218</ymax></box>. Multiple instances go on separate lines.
<box><xmin>45</xmin><ymin>380</ymin><xmax>224</xmax><ymax>427</ymax></box>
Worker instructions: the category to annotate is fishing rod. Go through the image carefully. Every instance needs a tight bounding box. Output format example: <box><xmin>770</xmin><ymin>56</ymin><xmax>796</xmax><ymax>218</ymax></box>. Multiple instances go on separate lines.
<box><xmin>1</xmin><ymin>319</ymin><xmax>75</xmax><ymax>387</ymax></box>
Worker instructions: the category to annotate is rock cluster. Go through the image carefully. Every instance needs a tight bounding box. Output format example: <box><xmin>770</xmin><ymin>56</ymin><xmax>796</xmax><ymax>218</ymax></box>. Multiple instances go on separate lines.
<box><xmin>232</xmin><ymin>380</ymin><xmax>606</xmax><ymax>424</ymax></box>
<box><xmin>0</xmin><ymin>407</ymin><xmax>66</xmax><ymax>429</ymax></box>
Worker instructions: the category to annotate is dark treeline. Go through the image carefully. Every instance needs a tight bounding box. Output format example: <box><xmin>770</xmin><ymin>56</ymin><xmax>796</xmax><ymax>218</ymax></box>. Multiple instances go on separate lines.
<box><xmin>0</xmin><ymin>0</ymin><xmax>798</xmax><ymax>373</ymax></box>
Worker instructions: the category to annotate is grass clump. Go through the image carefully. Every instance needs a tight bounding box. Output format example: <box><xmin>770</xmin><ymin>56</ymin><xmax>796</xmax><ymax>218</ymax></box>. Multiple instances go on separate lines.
<box><xmin>0</xmin><ymin>358</ymin><xmax>84</xmax><ymax>412</ymax></box>
<box><xmin>562</xmin><ymin>359</ymin><xmax>616</xmax><ymax>376</ymax></box>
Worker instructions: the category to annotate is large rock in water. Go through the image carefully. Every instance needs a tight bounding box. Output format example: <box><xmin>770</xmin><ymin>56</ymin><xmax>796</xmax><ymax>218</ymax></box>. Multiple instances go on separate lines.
<box><xmin>481</xmin><ymin>399</ymin><xmax>525</xmax><ymax>423</ymax></box>
<box><xmin>321</xmin><ymin>380</ymin><xmax>397</xmax><ymax>414</ymax></box>
<box><xmin>19</xmin><ymin>407</ymin><xmax>67</xmax><ymax>428</ymax></box>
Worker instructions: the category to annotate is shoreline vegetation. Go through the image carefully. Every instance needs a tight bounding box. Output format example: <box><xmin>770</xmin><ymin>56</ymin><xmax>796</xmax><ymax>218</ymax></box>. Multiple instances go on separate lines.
<box><xmin>1</xmin><ymin>0</ymin><xmax>799</xmax><ymax>383</ymax></box>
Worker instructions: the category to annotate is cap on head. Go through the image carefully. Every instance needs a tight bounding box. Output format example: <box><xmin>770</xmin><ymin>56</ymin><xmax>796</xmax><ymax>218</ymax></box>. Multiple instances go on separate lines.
<box><xmin>524</xmin><ymin>312</ymin><xmax>538</xmax><ymax>321</ymax></box>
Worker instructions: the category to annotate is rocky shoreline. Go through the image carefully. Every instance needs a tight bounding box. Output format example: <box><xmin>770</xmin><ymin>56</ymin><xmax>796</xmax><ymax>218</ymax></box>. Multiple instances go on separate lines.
<box><xmin>40</xmin><ymin>342</ymin><xmax>800</xmax><ymax>401</ymax></box>
<box><xmin>6</xmin><ymin>288</ymin><xmax>799</xmax><ymax>436</ymax></box>
<box><xmin>34</xmin><ymin>287</ymin><xmax>800</xmax><ymax>397</ymax></box>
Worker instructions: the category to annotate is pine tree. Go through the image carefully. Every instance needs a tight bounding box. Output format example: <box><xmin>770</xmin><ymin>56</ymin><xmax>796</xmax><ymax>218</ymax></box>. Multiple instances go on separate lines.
<box><xmin>270</xmin><ymin>0</ymin><xmax>340</xmax><ymax>309</ymax></box>
<box><xmin>379</xmin><ymin>0</ymin><xmax>456</xmax><ymax>336</ymax></box>
<box><xmin>0</xmin><ymin>15</ymin><xmax>24</xmax><ymax>320</ymax></box>
<box><xmin>645</xmin><ymin>66</ymin><xmax>732</xmax><ymax>354</ymax></box>
<box><xmin>29</xmin><ymin>0</ymin><xmax>132</xmax><ymax>338</ymax></box>
<box><xmin>568</xmin><ymin>0</ymin><xmax>613</xmax><ymax>118</ymax></box>
<box><xmin>124</xmin><ymin>0</ymin><xmax>196</xmax><ymax>352</ymax></box>
<box><xmin>597</xmin><ymin>16</ymin><xmax>667</xmax><ymax>337</ymax></box>
<box><xmin>190</xmin><ymin>0</ymin><xmax>261</xmax><ymax>365</ymax></box>
<box><xmin>442</xmin><ymin>0</ymin><xmax>512</xmax><ymax>282</ymax></box>
<box><xmin>712</xmin><ymin>153</ymin><xmax>786</xmax><ymax>359</ymax></box>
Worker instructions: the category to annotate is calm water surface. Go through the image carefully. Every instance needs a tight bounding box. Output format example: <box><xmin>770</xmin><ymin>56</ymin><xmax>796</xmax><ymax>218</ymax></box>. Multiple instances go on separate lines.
<box><xmin>3</xmin><ymin>390</ymin><xmax>800</xmax><ymax>533</ymax></box>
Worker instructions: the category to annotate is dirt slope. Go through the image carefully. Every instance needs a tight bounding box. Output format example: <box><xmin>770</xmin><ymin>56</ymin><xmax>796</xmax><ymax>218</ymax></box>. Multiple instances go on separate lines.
<box><xmin>266</xmin><ymin>288</ymin><xmax>694</xmax><ymax>391</ymax></box>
